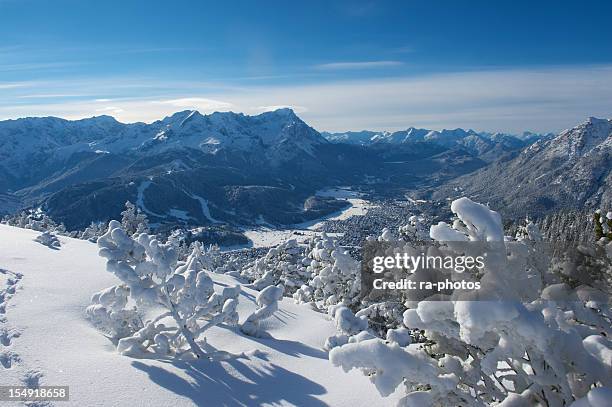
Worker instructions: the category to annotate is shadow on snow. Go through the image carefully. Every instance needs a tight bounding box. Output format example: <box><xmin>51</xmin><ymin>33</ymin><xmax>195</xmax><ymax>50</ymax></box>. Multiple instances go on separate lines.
<box><xmin>131</xmin><ymin>356</ymin><xmax>328</xmax><ymax>406</ymax></box>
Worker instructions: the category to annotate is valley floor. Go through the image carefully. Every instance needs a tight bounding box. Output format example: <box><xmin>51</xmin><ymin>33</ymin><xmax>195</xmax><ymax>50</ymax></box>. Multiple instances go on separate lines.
<box><xmin>241</xmin><ymin>187</ymin><xmax>375</xmax><ymax>249</ymax></box>
<box><xmin>0</xmin><ymin>224</ymin><xmax>400</xmax><ymax>406</ymax></box>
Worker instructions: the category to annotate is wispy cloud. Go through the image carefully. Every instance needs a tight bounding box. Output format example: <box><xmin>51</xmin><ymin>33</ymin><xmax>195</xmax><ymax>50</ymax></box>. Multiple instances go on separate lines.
<box><xmin>0</xmin><ymin>62</ymin><xmax>80</xmax><ymax>73</ymax></box>
<box><xmin>95</xmin><ymin>106</ymin><xmax>124</xmax><ymax>114</ymax></box>
<box><xmin>151</xmin><ymin>97</ymin><xmax>233</xmax><ymax>111</ymax></box>
<box><xmin>18</xmin><ymin>94</ymin><xmax>85</xmax><ymax>99</ymax></box>
<box><xmin>255</xmin><ymin>105</ymin><xmax>308</xmax><ymax>113</ymax></box>
<box><xmin>1</xmin><ymin>65</ymin><xmax>611</xmax><ymax>133</ymax></box>
<box><xmin>314</xmin><ymin>60</ymin><xmax>404</xmax><ymax>70</ymax></box>
<box><xmin>0</xmin><ymin>82</ymin><xmax>29</xmax><ymax>90</ymax></box>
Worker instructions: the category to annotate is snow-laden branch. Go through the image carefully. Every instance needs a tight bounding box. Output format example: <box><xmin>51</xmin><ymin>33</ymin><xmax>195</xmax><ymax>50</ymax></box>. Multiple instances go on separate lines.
<box><xmin>88</xmin><ymin>220</ymin><xmax>240</xmax><ymax>359</ymax></box>
<box><xmin>241</xmin><ymin>284</ymin><xmax>284</xmax><ymax>338</ymax></box>
<box><xmin>329</xmin><ymin>197</ymin><xmax>612</xmax><ymax>406</ymax></box>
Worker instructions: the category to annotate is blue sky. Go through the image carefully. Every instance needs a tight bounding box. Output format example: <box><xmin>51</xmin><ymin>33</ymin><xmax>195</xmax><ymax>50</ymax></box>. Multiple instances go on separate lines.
<box><xmin>1</xmin><ymin>0</ymin><xmax>612</xmax><ymax>132</ymax></box>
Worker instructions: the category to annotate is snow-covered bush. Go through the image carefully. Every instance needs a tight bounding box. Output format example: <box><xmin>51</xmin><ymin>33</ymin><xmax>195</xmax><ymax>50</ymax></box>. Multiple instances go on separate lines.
<box><xmin>594</xmin><ymin>209</ymin><xmax>612</xmax><ymax>243</ymax></box>
<box><xmin>515</xmin><ymin>217</ymin><xmax>543</xmax><ymax>242</ymax></box>
<box><xmin>324</xmin><ymin>305</ymin><xmax>369</xmax><ymax>350</ymax></box>
<box><xmin>378</xmin><ymin>227</ymin><xmax>394</xmax><ymax>242</ymax></box>
<box><xmin>355</xmin><ymin>301</ymin><xmax>405</xmax><ymax>337</ymax></box>
<box><xmin>292</xmin><ymin>283</ymin><xmax>315</xmax><ymax>306</ymax></box>
<box><xmin>120</xmin><ymin>201</ymin><xmax>149</xmax><ymax>236</ymax></box>
<box><xmin>398</xmin><ymin>215</ymin><xmax>431</xmax><ymax>242</ymax></box>
<box><xmin>166</xmin><ymin>228</ymin><xmax>191</xmax><ymax>260</ymax></box>
<box><xmin>34</xmin><ymin>231</ymin><xmax>61</xmax><ymax>248</ymax></box>
<box><xmin>362</xmin><ymin>225</ymin><xmax>434</xmax><ymax>337</ymax></box>
<box><xmin>86</xmin><ymin>285</ymin><xmax>142</xmax><ymax>339</ymax></box>
<box><xmin>212</xmin><ymin>250</ymin><xmax>244</xmax><ymax>275</ymax></box>
<box><xmin>329</xmin><ymin>197</ymin><xmax>612</xmax><ymax>406</ymax></box>
<box><xmin>242</xmin><ymin>239</ymin><xmax>310</xmax><ymax>293</ymax></box>
<box><xmin>4</xmin><ymin>208</ymin><xmax>67</xmax><ymax>235</ymax></box>
<box><xmin>240</xmin><ymin>284</ymin><xmax>284</xmax><ymax>338</ymax></box>
<box><xmin>90</xmin><ymin>220</ymin><xmax>240</xmax><ymax>359</ymax></box>
<box><xmin>293</xmin><ymin>233</ymin><xmax>361</xmax><ymax>310</ymax></box>
<box><xmin>331</xmin><ymin>337</ymin><xmax>461</xmax><ymax>406</ymax></box>
<box><xmin>569</xmin><ymin>386</ymin><xmax>612</xmax><ymax>407</ymax></box>
<box><xmin>80</xmin><ymin>221</ymin><xmax>107</xmax><ymax>242</ymax></box>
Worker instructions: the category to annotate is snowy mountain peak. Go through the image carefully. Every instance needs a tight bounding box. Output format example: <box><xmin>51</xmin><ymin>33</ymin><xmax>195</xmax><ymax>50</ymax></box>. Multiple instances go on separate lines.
<box><xmin>158</xmin><ymin>110</ymin><xmax>204</xmax><ymax>126</ymax></box>
<box><xmin>0</xmin><ymin>109</ymin><xmax>328</xmax><ymax>178</ymax></box>
<box><xmin>261</xmin><ymin>107</ymin><xmax>298</xmax><ymax>118</ymax></box>
<box><xmin>77</xmin><ymin>115</ymin><xmax>120</xmax><ymax>124</ymax></box>
<box><xmin>438</xmin><ymin>116</ymin><xmax>612</xmax><ymax>216</ymax></box>
<box><xmin>551</xmin><ymin>116</ymin><xmax>612</xmax><ymax>158</ymax></box>
<box><xmin>585</xmin><ymin>116</ymin><xmax>609</xmax><ymax>125</ymax></box>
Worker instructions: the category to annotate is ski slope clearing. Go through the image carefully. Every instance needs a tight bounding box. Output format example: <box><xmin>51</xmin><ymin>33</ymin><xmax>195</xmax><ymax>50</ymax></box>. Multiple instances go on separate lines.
<box><xmin>0</xmin><ymin>224</ymin><xmax>399</xmax><ymax>406</ymax></box>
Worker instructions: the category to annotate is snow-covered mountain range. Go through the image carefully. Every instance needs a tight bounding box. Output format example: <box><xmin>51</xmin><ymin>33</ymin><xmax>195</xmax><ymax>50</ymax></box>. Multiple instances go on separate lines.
<box><xmin>0</xmin><ymin>109</ymin><xmax>350</xmax><ymax>228</ymax></box>
<box><xmin>0</xmin><ymin>109</ymin><xmax>608</xmax><ymax>229</ymax></box>
<box><xmin>434</xmin><ymin>117</ymin><xmax>612</xmax><ymax>217</ymax></box>
<box><xmin>0</xmin><ymin>109</ymin><xmax>496</xmax><ymax>228</ymax></box>
<box><xmin>0</xmin><ymin>108</ymin><xmax>324</xmax><ymax>179</ymax></box>
<box><xmin>323</xmin><ymin>128</ymin><xmax>548</xmax><ymax>162</ymax></box>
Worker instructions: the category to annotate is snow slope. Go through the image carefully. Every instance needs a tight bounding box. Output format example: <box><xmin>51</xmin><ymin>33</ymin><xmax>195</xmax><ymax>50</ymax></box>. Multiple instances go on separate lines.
<box><xmin>0</xmin><ymin>224</ymin><xmax>398</xmax><ymax>406</ymax></box>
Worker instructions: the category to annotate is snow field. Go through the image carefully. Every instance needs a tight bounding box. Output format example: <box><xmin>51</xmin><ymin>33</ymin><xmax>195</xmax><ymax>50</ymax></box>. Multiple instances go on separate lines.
<box><xmin>0</xmin><ymin>224</ymin><xmax>399</xmax><ymax>406</ymax></box>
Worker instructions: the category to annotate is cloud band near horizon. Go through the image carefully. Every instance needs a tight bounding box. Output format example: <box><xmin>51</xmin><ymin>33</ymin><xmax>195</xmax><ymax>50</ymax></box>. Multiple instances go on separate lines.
<box><xmin>1</xmin><ymin>65</ymin><xmax>611</xmax><ymax>134</ymax></box>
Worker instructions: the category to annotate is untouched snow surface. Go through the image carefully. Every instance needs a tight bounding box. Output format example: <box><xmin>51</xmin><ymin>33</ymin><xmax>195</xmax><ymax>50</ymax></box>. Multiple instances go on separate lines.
<box><xmin>0</xmin><ymin>224</ymin><xmax>398</xmax><ymax>406</ymax></box>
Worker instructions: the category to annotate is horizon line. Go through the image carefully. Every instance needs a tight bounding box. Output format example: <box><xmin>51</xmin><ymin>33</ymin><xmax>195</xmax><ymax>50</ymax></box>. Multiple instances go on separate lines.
<box><xmin>1</xmin><ymin>108</ymin><xmax>608</xmax><ymax>136</ymax></box>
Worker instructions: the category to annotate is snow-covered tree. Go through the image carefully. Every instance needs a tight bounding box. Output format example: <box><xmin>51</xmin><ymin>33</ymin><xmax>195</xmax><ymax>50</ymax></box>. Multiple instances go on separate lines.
<box><xmin>329</xmin><ymin>197</ymin><xmax>612</xmax><ymax>406</ymax></box>
<box><xmin>355</xmin><ymin>301</ymin><xmax>405</xmax><ymax>337</ymax></box>
<box><xmin>90</xmin><ymin>220</ymin><xmax>240</xmax><ymax>359</ymax></box>
<box><xmin>120</xmin><ymin>201</ymin><xmax>149</xmax><ymax>236</ymax></box>
<box><xmin>86</xmin><ymin>285</ymin><xmax>142</xmax><ymax>339</ymax></box>
<box><xmin>200</xmin><ymin>243</ymin><xmax>225</xmax><ymax>272</ymax></box>
<box><xmin>293</xmin><ymin>233</ymin><xmax>361</xmax><ymax>310</ymax></box>
<box><xmin>324</xmin><ymin>304</ymin><xmax>369</xmax><ymax>350</ymax></box>
<box><xmin>594</xmin><ymin>209</ymin><xmax>612</xmax><ymax>243</ymax></box>
<box><xmin>166</xmin><ymin>229</ymin><xmax>226</xmax><ymax>274</ymax></box>
<box><xmin>535</xmin><ymin>209</ymin><xmax>594</xmax><ymax>243</ymax></box>
<box><xmin>515</xmin><ymin>216</ymin><xmax>543</xmax><ymax>242</ymax></box>
<box><xmin>569</xmin><ymin>386</ymin><xmax>612</xmax><ymax>407</ymax></box>
<box><xmin>242</xmin><ymin>239</ymin><xmax>310</xmax><ymax>293</ymax></box>
<box><xmin>240</xmin><ymin>284</ymin><xmax>284</xmax><ymax>338</ymax></box>
<box><xmin>80</xmin><ymin>221</ymin><xmax>107</xmax><ymax>242</ymax></box>
<box><xmin>3</xmin><ymin>208</ymin><xmax>67</xmax><ymax>235</ymax></box>
<box><xmin>34</xmin><ymin>230</ymin><xmax>61</xmax><ymax>248</ymax></box>
<box><xmin>378</xmin><ymin>227</ymin><xmax>394</xmax><ymax>242</ymax></box>
<box><xmin>398</xmin><ymin>215</ymin><xmax>432</xmax><ymax>242</ymax></box>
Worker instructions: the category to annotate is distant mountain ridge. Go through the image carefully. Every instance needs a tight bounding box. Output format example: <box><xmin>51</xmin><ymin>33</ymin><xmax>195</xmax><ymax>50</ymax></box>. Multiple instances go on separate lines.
<box><xmin>323</xmin><ymin>128</ymin><xmax>549</xmax><ymax>162</ymax></box>
<box><xmin>433</xmin><ymin>117</ymin><xmax>612</xmax><ymax>218</ymax></box>
<box><xmin>323</xmin><ymin>128</ymin><xmax>544</xmax><ymax>145</ymax></box>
